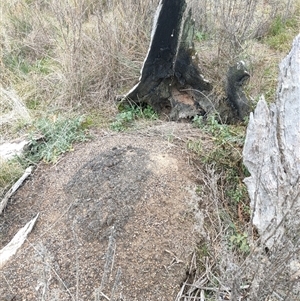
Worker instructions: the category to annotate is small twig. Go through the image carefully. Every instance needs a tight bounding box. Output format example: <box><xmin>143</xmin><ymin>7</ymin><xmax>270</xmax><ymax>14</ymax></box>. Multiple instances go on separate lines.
<box><xmin>99</xmin><ymin>291</ymin><xmax>110</xmax><ymax>301</ymax></box>
<box><xmin>200</xmin><ymin>289</ymin><xmax>205</xmax><ymax>301</ymax></box>
<box><xmin>1</xmin><ymin>272</ymin><xmax>15</xmax><ymax>294</ymax></box>
<box><xmin>110</xmin><ymin>267</ymin><xmax>122</xmax><ymax>301</ymax></box>
<box><xmin>96</xmin><ymin>226</ymin><xmax>116</xmax><ymax>298</ymax></box>
<box><xmin>165</xmin><ymin>249</ymin><xmax>184</xmax><ymax>265</ymax></box>
<box><xmin>28</xmin><ymin>241</ymin><xmax>76</xmax><ymax>301</ymax></box>
<box><xmin>174</xmin><ymin>281</ymin><xmax>186</xmax><ymax>301</ymax></box>
<box><xmin>0</xmin><ymin>166</ymin><xmax>33</xmax><ymax>215</ymax></box>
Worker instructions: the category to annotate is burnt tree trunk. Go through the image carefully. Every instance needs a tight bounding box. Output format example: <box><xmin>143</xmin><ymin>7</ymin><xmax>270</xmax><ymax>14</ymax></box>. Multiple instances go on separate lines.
<box><xmin>119</xmin><ymin>0</ymin><xmax>250</xmax><ymax>123</ymax></box>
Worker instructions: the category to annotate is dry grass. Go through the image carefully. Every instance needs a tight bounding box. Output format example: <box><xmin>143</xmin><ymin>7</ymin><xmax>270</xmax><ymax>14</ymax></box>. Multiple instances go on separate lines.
<box><xmin>176</xmin><ymin>163</ymin><xmax>300</xmax><ymax>300</ymax></box>
<box><xmin>0</xmin><ymin>0</ymin><xmax>299</xmax><ymax>128</ymax></box>
<box><xmin>0</xmin><ymin>0</ymin><xmax>156</xmax><ymax>117</ymax></box>
<box><xmin>191</xmin><ymin>0</ymin><xmax>300</xmax><ymax>103</ymax></box>
<box><xmin>0</xmin><ymin>159</ymin><xmax>24</xmax><ymax>198</ymax></box>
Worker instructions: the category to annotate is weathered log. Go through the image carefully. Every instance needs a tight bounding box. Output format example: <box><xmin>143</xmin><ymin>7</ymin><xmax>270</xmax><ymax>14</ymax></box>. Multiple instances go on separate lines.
<box><xmin>119</xmin><ymin>0</ymin><xmax>251</xmax><ymax>123</ymax></box>
<box><xmin>243</xmin><ymin>34</ymin><xmax>300</xmax><ymax>248</ymax></box>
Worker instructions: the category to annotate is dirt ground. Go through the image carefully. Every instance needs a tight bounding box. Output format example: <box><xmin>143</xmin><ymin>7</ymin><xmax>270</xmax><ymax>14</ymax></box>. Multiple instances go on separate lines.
<box><xmin>0</xmin><ymin>122</ymin><xmax>211</xmax><ymax>301</ymax></box>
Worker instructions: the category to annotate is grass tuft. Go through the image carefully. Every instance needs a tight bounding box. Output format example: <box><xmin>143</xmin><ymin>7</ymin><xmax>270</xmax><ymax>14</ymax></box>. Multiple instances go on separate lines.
<box><xmin>23</xmin><ymin>115</ymin><xmax>90</xmax><ymax>164</ymax></box>
<box><xmin>110</xmin><ymin>104</ymin><xmax>158</xmax><ymax>132</ymax></box>
<box><xmin>265</xmin><ymin>15</ymin><xmax>299</xmax><ymax>51</ymax></box>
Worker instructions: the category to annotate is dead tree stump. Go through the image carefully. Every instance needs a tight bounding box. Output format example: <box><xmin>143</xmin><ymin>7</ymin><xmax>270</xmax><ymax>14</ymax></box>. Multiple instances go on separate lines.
<box><xmin>243</xmin><ymin>34</ymin><xmax>300</xmax><ymax>249</ymax></box>
<box><xmin>118</xmin><ymin>0</ymin><xmax>250</xmax><ymax>123</ymax></box>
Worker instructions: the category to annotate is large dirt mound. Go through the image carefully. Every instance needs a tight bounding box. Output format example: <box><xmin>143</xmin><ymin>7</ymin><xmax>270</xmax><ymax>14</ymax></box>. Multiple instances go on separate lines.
<box><xmin>0</xmin><ymin>123</ymin><xmax>209</xmax><ymax>301</ymax></box>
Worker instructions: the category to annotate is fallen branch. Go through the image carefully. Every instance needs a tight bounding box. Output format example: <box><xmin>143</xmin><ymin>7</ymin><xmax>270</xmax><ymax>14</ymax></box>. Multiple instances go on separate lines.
<box><xmin>0</xmin><ymin>166</ymin><xmax>33</xmax><ymax>215</ymax></box>
<box><xmin>0</xmin><ymin>213</ymin><xmax>39</xmax><ymax>269</ymax></box>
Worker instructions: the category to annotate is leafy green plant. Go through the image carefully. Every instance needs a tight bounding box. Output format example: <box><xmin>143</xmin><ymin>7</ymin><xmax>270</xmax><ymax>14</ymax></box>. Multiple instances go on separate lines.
<box><xmin>23</xmin><ymin>115</ymin><xmax>90</xmax><ymax>164</ymax></box>
<box><xmin>229</xmin><ymin>232</ymin><xmax>250</xmax><ymax>254</ymax></box>
<box><xmin>141</xmin><ymin>105</ymin><xmax>158</xmax><ymax>119</ymax></box>
<box><xmin>195</xmin><ymin>30</ymin><xmax>209</xmax><ymax>42</ymax></box>
<box><xmin>110</xmin><ymin>104</ymin><xmax>158</xmax><ymax>131</ymax></box>
<box><xmin>226</xmin><ymin>182</ymin><xmax>248</xmax><ymax>204</ymax></box>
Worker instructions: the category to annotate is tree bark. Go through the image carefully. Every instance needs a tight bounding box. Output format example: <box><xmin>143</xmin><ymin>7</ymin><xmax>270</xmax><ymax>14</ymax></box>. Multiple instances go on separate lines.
<box><xmin>243</xmin><ymin>34</ymin><xmax>300</xmax><ymax>248</ymax></box>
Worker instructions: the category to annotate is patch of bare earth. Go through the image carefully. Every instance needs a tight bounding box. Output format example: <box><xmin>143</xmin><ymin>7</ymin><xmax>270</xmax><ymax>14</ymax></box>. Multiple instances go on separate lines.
<box><xmin>0</xmin><ymin>122</ymin><xmax>211</xmax><ymax>301</ymax></box>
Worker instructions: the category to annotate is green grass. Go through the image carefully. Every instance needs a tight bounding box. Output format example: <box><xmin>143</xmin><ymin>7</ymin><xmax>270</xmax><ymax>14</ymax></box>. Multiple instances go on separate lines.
<box><xmin>3</xmin><ymin>49</ymin><xmax>54</xmax><ymax>77</ymax></box>
<box><xmin>264</xmin><ymin>15</ymin><xmax>299</xmax><ymax>52</ymax></box>
<box><xmin>110</xmin><ymin>104</ymin><xmax>158</xmax><ymax>132</ymax></box>
<box><xmin>192</xmin><ymin>115</ymin><xmax>246</xmax><ymax>169</ymax></box>
<box><xmin>0</xmin><ymin>115</ymin><xmax>91</xmax><ymax>196</ymax></box>
<box><xmin>22</xmin><ymin>115</ymin><xmax>90</xmax><ymax>164</ymax></box>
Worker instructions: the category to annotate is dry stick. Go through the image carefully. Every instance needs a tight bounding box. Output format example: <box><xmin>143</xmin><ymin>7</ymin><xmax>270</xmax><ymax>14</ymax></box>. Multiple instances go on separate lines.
<box><xmin>95</xmin><ymin>227</ymin><xmax>116</xmax><ymax>301</ymax></box>
<box><xmin>72</xmin><ymin>221</ymin><xmax>80</xmax><ymax>301</ymax></box>
<box><xmin>28</xmin><ymin>241</ymin><xmax>76</xmax><ymax>301</ymax></box>
<box><xmin>1</xmin><ymin>271</ymin><xmax>15</xmax><ymax>294</ymax></box>
<box><xmin>175</xmin><ymin>281</ymin><xmax>186</xmax><ymax>301</ymax></box>
<box><xmin>99</xmin><ymin>291</ymin><xmax>110</xmax><ymax>301</ymax></box>
<box><xmin>110</xmin><ymin>267</ymin><xmax>122</xmax><ymax>301</ymax></box>
<box><xmin>0</xmin><ymin>166</ymin><xmax>33</xmax><ymax>215</ymax></box>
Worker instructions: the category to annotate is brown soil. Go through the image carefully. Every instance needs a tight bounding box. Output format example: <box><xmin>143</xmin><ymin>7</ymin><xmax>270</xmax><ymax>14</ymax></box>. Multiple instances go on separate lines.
<box><xmin>0</xmin><ymin>122</ymin><xmax>211</xmax><ymax>301</ymax></box>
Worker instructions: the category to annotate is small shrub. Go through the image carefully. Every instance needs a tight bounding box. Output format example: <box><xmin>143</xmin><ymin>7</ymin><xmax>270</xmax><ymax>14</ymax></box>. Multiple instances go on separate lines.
<box><xmin>229</xmin><ymin>232</ymin><xmax>250</xmax><ymax>254</ymax></box>
<box><xmin>23</xmin><ymin>115</ymin><xmax>90</xmax><ymax>164</ymax></box>
<box><xmin>192</xmin><ymin>115</ymin><xmax>245</xmax><ymax>170</ymax></box>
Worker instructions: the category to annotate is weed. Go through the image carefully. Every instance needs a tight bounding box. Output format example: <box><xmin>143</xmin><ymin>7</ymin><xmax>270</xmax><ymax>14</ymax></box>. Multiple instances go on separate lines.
<box><xmin>4</xmin><ymin>51</ymin><xmax>53</xmax><ymax>77</ymax></box>
<box><xmin>226</xmin><ymin>182</ymin><xmax>248</xmax><ymax>205</ymax></box>
<box><xmin>110</xmin><ymin>104</ymin><xmax>158</xmax><ymax>131</ymax></box>
<box><xmin>186</xmin><ymin>140</ymin><xmax>202</xmax><ymax>155</ymax></box>
<box><xmin>229</xmin><ymin>232</ymin><xmax>250</xmax><ymax>254</ymax></box>
<box><xmin>269</xmin><ymin>16</ymin><xmax>297</xmax><ymax>37</ymax></box>
<box><xmin>23</xmin><ymin>115</ymin><xmax>90</xmax><ymax>164</ymax></box>
<box><xmin>195</xmin><ymin>30</ymin><xmax>209</xmax><ymax>42</ymax></box>
<box><xmin>196</xmin><ymin>243</ymin><xmax>209</xmax><ymax>259</ymax></box>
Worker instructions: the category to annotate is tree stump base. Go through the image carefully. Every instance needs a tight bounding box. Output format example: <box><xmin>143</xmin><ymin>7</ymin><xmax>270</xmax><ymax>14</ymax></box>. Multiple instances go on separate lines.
<box><xmin>118</xmin><ymin>0</ymin><xmax>250</xmax><ymax>123</ymax></box>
